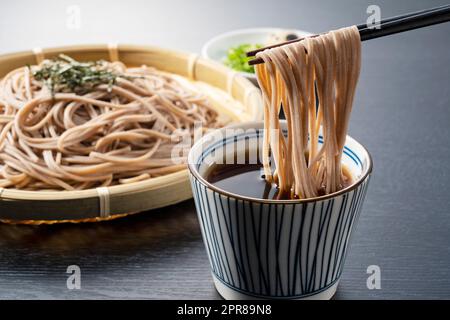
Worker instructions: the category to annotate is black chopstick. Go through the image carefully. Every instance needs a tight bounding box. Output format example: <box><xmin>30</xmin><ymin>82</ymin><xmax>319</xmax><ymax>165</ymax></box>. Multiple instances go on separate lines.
<box><xmin>355</xmin><ymin>3</ymin><xmax>450</xmax><ymax>31</ymax></box>
<box><xmin>247</xmin><ymin>5</ymin><xmax>450</xmax><ymax>65</ymax></box>
<box><xmin>359</xmin><ymin>5</ymin><xmax>450</xmax><ymax>41</ymax></box>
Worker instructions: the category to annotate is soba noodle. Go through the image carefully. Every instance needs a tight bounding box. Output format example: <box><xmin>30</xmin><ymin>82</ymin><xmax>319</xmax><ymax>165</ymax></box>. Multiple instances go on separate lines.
<box><xmin>255</xmin><ymin>26</ymin><xmax>361</xmax><ymax>198</ymax></box>
<box><xmin>0</xmin><ymin>56</ymin><xmax>220</xmax><ymax>190</ymax></box>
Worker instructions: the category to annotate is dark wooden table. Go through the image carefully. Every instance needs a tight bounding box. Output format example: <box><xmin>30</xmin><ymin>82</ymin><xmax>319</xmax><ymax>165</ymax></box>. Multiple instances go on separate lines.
<box><xmin>0</xmin><ymin>0</ymin><xmax>449</xmax><ymax>299</ymax></box>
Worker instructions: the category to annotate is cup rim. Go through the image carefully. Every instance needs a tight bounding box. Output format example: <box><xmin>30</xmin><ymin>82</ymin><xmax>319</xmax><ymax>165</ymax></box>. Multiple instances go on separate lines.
<box><xmin>188</xmin><ymin>121</ymin><xmax>373</xmax><ymax>204</ymax></box>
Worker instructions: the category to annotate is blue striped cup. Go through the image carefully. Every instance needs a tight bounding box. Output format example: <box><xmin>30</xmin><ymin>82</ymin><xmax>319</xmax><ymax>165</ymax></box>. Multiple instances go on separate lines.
<box><xmin>188</xmin><ymin>121</ymin><xmax>372</xmax><ymax>300</ymax></box>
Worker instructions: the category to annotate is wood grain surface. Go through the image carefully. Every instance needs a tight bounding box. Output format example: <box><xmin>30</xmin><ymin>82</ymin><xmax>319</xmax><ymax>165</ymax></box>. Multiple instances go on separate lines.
<box><xmin>0</xmin><ymin>0</ymin><xmax>449</xmax><ymax>299</ymax></box>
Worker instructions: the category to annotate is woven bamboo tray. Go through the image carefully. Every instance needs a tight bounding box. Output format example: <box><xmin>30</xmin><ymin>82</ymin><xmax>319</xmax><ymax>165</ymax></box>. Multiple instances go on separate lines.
<box><xmin>0</xmin><ymin>44</ymin><xmax>262</xmax><ymax>224</ymax></box>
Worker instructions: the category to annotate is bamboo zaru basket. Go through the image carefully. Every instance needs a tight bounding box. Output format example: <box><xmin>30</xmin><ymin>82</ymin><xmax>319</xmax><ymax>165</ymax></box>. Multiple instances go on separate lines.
<box><xmin>0</xmin><ymin>44</ymin><xmax>262</xmax><ymax>224</ymax></box>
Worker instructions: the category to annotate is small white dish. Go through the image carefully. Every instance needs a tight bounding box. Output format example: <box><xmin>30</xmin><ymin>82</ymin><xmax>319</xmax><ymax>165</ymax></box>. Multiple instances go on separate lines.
<box><xmin>201</xmin><ymin>28</ymin><xmax>313</xmax><ymax>84</ymax></box>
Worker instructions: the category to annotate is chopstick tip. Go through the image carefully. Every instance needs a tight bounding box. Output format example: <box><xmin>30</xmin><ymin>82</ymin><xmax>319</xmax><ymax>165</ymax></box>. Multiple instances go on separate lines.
<box><xmin>248</xmin><ymin>57</ymin><xmax>262</xmax><ymax>66</ymax></box>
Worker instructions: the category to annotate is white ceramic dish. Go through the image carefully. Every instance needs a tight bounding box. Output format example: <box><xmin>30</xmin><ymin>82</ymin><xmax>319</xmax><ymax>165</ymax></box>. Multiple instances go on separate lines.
<box><xmin>201</xmin><ymin>28</ymin><xmax>313</xmax><ymax>84</ymax></box>
<box><xmin>188</xmin><ymin>121</ymin><xmax>372</xmax><ymax>299</ymax></box>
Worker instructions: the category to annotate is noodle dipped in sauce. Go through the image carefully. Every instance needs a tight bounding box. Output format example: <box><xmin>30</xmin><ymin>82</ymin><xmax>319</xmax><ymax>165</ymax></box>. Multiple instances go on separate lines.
<box><xmin>253</xmin><ymin>26</ymin><xmax>361</xmax><ymax>199</ymax></box>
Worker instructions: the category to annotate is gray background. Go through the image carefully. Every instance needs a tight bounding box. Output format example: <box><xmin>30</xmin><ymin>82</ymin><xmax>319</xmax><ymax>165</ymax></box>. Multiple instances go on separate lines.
<box><xmin>0</xmin><ymin>0</ymin><xmax>449</xmax><ymax>299</ymax></box>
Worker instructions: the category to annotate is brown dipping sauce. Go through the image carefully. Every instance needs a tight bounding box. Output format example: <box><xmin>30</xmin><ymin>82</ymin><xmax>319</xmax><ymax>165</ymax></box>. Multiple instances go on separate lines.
<box><xmin>205</xmin><ymin>162</ymin><xmax>353</xmax><ymax>200</ymax></box>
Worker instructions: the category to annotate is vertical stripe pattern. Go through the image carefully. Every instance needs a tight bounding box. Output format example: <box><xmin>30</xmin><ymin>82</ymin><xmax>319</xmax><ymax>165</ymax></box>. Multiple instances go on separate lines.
<box><xmin>190</xmin><ymin>174</ymin><xmax>371</xmax><ymax>299</ymax></box>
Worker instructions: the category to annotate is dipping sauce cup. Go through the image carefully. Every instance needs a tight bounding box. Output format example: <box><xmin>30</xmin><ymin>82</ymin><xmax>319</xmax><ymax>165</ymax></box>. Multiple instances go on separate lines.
<box><xmin>188</xmin><ymin>121</ymin><xmax>372</xmax><ymax>300</ymax></box>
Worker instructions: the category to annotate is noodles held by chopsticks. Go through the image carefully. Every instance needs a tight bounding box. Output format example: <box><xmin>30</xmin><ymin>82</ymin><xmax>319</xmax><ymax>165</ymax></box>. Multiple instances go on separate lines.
<box><xmin>0</xmin><ymin>56</ymin><xmax>220</xmax><ymax>190</ymax></box>
<box><xmin>255</xmin><ymin>26</ymin><xmax>361</xmax><ymax>198</ymax></box>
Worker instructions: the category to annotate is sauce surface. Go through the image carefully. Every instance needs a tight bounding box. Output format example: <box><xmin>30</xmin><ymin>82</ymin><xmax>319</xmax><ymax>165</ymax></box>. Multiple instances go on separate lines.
<box><xmin>205</xmin><ymin>162</ymin><xmax>353</xmax><ymax>200</ymax></box>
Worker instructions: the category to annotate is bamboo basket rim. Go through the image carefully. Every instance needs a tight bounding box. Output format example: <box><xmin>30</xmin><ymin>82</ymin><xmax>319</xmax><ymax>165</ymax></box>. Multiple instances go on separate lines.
<box><xmin>0</xmin><ymin>43</ymin><xmax>261</xmax><ymax>203</ymax></box>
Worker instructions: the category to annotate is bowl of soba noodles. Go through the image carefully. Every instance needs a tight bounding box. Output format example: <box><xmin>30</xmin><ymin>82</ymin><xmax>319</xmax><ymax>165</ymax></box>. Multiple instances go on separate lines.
<box><xmin>188</xmin><ymin>26</ymin><xmax>373</xmax><ymax>299</ymax></box>
<box><xmin>0</xmin><ymin>44</ymin><xmax>262</xmax><ymax>224</ymax></box>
